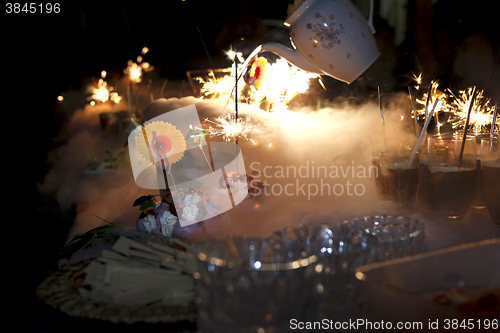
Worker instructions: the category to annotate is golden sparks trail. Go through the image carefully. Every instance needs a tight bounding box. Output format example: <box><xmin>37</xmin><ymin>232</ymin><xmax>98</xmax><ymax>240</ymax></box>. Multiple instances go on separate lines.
<box><xmin>447</xmin><ymin>87</ymin><xmax>496</xmax><ymax>134</ymax></box>
<box><xmin>204</xmin><ymin>113</ymin><xmax>269</xmax><ymax>144</ymax></box>
<box><xmin>86</xmin><ymin>71</ymin><xmax>121</xmax><ymax>106</ymax></box>
<box><xmin>124</xmin><ymin>47</ymin><xmax>154</xmax><ymax>83</ymax></box>
<box><xmin>195</xmin><ymin>54</ymin><xmax>319</xmax><ymax>112</ymax></box>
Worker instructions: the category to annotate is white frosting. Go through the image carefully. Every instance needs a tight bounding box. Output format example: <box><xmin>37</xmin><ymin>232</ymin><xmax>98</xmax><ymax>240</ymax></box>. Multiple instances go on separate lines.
<box><xmin>182</xmin><ymin>205</ymin><xmax>199</xmax><ymax>221</ymax></box>
<box><xmin>184</xmin><ymin>193</ymin><xmax>201</xmax><ymax>206</ymax></box>
<box><xmin>159</xmin><ymin>211</ymin><xmax>178</xmax><ymax>237</ymax></box>
<box><xmin>230</xmin><ymin>180</ymin><xmax>249</xmax><ymax>203</ymax></box>
<box><xmin>142</xmin><ymin>214</ymin><xmax>157</xmax><ymax>233</ymax></box>
<box><xmin>181</xmin><ymin>193</ymin><xmax>202</xmax><ymax>221</ymax></box>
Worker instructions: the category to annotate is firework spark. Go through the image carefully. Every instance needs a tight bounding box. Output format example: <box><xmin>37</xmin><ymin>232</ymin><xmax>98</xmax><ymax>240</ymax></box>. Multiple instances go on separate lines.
<box><xmin>196</xmin><ymin>54</ymin><xmax>319</xmax><ymax>112</ymax></box>
<box><xmin>86</xmin><ymin>71</ymin><xmax>121</xmax><ymax>106</ymax></box>
<box><xmin>124</xmin><ymin>48</ymin><xmax>154</xmax><ymax>83</ymax></box>
<box><xmin>196</xmin><ymin>72</ymin><xmax>234</xmax><ymax>100</ymax></box>
<box><xmin>415</xmin><ymin>80</ymin><xmax>449</xmax><ymax>115</ymax></box>
<box><xmin>447</xmin><ymin>87</ymin><xmax>496</xmax><ymax>134</ymax></box>
<box><xmin>204</xmin><ymin>113</ymin><xmax>269</xmax><ymax>144</ymax></box>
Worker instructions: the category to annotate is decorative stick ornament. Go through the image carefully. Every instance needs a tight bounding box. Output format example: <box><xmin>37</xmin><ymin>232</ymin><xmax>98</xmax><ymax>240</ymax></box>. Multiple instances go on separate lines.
<box><xmin>458</xmin><ymin>86</ymin><xmax>477</xmax><ymax>169</ymax></box>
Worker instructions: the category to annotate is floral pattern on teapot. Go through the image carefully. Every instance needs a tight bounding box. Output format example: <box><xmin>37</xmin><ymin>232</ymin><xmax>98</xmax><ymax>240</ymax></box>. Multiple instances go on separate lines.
<box><xmin>306</xmin><ymin>12</ymin><xmax>345</xmax><ymax>49</ymax></box>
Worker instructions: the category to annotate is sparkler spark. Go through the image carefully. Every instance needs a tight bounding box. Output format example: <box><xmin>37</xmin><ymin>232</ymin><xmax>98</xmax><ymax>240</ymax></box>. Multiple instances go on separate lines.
<box><xmin>204</xmin><ymin>113</ymin><xmax>268</xmax><ymax>144</ymax></box>
<box><xmin>412</xmin><ymin>72</ymin><xmax>423</xmax><ymax>90</ymax></box>
<box><xmin>86</xmin><ymin>71</ymin><xmax>121</xmax><ymax>106</ymax></box>
<box><xmin>415</xmin><ymin>80</ymin><xmax>448</xmax><ymax>116</ymax></box>
<box><xmin>196</xmin><ymin>72</ymin><xmax>234</xmax><ymax>100</ymax></box>
<box><xmin>447</xmin><ymin>87</ymin><xmax>496</xmax><ymax>134</ymax></box>
<box><xmin>124</xmin><ymin>48</ymin><xmax>154</xmax><ymax>83</ymax></box>
<box><xmin>196</xmin><ymin>54</ymin><xmax>319</xmax><ymax>112</ymax></box>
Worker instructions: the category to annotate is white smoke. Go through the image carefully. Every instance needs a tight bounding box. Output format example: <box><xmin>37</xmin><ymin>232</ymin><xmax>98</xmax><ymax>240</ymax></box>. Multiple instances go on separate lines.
<box><xmin>39</xmin><ymin>87</ymin><xmax>418</xmax><ymax>241</ymax></box>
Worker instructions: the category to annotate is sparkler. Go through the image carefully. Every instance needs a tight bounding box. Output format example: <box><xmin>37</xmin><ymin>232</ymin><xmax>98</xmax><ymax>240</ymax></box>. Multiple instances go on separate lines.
<box><xmin>412</xmin><ymin>72</ymin><xmax>423</xmax><ymax>90</ymax></box>
<box><xmin>490</xmin><ymin>96</ymin><xmax>499</xmax><ymax>151</ymax></box>
<box><xmin>204</xmin><ymin>113</ymin><xmax>266</xmax><ymax>145</ymax></box>
<box><xmin>378</xmin><ymin>86</ymin><xmax>388</xmax><ymax>151</ymax></box>
<box><xmin>124</xmin><ymin>47</ymin><xmax>154</xmax><ymax>83</ymax></box>
<box><xmin>447</xmin><ymin>87</ymin><xmax>495</xmax><ymax>135</ymax></box>
<box><xmin>408</xmin><ymin>86</ymin><xmax>419</xmax><ymax>137</ymax></box>
<box><xmin>458</xmin><ymin>87</ymin><xmax>477</xmax><ymax>168</ymax></box>
<box><xmin>86</xmin><ymin>71</ymin><xmax>121</xmax><ymax>107</ymax></box>
<box><xmin>196</xmin><ymin>55</ymin><xmax>319</xmax><ymax>112</ymax></box>
<box><xmin>409</xmin><ymin>98</ymin><xmax>440</xmax><ymax>166</ymax></box>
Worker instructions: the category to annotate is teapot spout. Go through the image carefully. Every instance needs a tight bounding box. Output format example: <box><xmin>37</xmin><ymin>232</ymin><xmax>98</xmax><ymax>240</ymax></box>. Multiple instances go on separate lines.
<box><xmin>261</xmin><ymin>42</ymin><xmax>324</xmax><ymax>75</ymax></box>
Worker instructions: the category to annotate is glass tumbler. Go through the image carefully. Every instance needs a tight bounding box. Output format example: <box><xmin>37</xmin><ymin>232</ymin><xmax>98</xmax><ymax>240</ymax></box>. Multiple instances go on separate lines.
<box><xmin>427</xmin><ymin>136</ymin><xmax>477</xmax><ymax>219</ymax></box>
<box><xmin>480</xmin><ymin>137</ymin><xmax>500</xmax><ymax>227</ymax></box>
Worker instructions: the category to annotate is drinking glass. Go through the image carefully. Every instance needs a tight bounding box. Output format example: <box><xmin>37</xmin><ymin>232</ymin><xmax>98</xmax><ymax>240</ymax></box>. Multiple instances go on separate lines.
<box><xmin>340</xmin><ymin>215</ymin><xmax>426</xmax><ymax>261</ymax></box>
<box><xmin>193</xmin><ymin>235</ymin><xmax>316</xmax><ymax>333</ymax></box>
<box><xmin>480</xmin><ymin>137</ymin><xmax>500</xmax><ymax>227</ymax></box>
<box><xmin>427</xmin><ymin>136</ymin><xmax>477</xmax><ymax>219</ymax></box>
<box><xmin>273</xmin><ymin>222</ymin><xmax>376</xmax><ymax>323</ymax></box>
<box><xmin>380</xmin><ymin>149</ymin><xmax>419</xmax><ymax>213</ymax></box>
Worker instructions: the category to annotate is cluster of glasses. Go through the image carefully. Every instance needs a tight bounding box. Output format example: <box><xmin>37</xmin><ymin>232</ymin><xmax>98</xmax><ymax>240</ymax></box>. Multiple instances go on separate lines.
<box><xmin>192</xmin><ymin>215</ymin><xmax>425</xmax><ymax>332</ymax></box>
<box><xmin>373</xmin><ymin>135</ymin><xmax>500</xmax><ymax>224</ymax></box>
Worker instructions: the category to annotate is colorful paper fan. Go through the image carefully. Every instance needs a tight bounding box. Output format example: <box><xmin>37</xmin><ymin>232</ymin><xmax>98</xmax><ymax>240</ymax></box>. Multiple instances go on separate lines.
<box><xmin>136</xmin><ymin>121</ymin><xmax>186</xmax><ymax>166</ymax></box>
<box><xmin>244</xmin><ymin>57</ymin><xmax>267</xmax><ymax>89</ymax></box>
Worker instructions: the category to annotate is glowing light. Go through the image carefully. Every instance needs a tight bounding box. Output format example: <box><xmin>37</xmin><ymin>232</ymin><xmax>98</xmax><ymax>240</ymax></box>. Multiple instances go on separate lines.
<box><xmin>205</xmin><ymin>113</ymin><xmax>268</xmax><ymax>144</ymax></box>
<box><xmin>87</xmin><ymin>78</ymin><xmax>110</xmax><ymax>104</ymax></box>
<box><xmin>196</xmin><ymin>55</ymin><xmax>319</xmax><ymax>112</ymax></box>
<box><xmin>110</xmin><ymin>91</ymin><xmax>122</xmax><ymax>104</ymax></box>
<box><xmin>447</xmin><ymin>87</ymin><xmax>496</xmax><ymax>134</ymax></box>
<box><xmin>196</xmin><ymin>72</ymin><xmax>234</xmax><ymax>100</ymax></box>
<box><xmin>86</xmin><ymin>71</ymin><xmax>121</xmax><ymax>106</ymax></box>
<box><xmin>412</xmin><ymin>72</ymin><xmax>423</xmax><ymax>90</ymax></box>
<box><xmin>249</xmin><ymin>57</ymin><xmax>320</xmax><ymax>111</ymax></box>
<box><xmin>124</xmin><ymin>48</ymin><xmax>154</xmax><ymax>83</ymax></box>
<box><xmin>57</xmin><ymin>95</ymin><xmax>64</xmax><ymax>102</ymax></box>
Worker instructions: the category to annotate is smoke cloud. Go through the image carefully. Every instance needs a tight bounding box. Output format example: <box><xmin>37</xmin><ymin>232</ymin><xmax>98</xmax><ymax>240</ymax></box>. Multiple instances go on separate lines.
<box><xmin>39</xmin><ymin>87</ymin><xmax>419</xmax><ymax>242</ymax></box>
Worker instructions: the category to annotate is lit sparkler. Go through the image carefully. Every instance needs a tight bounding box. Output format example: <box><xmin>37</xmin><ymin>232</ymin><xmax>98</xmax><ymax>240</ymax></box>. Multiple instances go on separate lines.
<box><xmin>124</xmin><ymin>47</ymin><xmax>154</xmax><ymax>83</ymax></box>
<box><xmin>415</xmin><ymin>80</ymin><xmax>448</xmax><ymax>115</ymax></box>
<box><xmin>447</xmin><ymin>86</ymin><xmax>496</xmax><ymax>134</ymax></box>
<box><xmin>87</xmin><ymin>78</ymin><xmax>111</xmax><ymax>105</ymax></box>
<box><xmin>249</xmin><ymin>57</ymin><xmax>320</xmax><ymax>112</ymax></box>
<box><xmin>412</xmin><ymin>72</ymin><xmax>423</xmax><ymax>90</ymax></box>
<box><xmin>196</xmin><ymin>72</ymin><xmax>235</xmax><ymax>100</ymax></box>
<box><xmin>86</xmin><ymin>71</ymin><xmax>121</xmax><ymax>106</ymax></box>
<box><xmin>204</xmin><ymin>113</ymin><xmax>268</xmax><ymax>144</ymax></box>
<box><xmin>196</xmin><ymin>53</ymin><xmax>319</xmax><ymax>112</ymax></box>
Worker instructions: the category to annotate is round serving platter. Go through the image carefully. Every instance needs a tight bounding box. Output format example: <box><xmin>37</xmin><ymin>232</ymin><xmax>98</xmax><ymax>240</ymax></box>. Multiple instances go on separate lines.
<box><xmin>35</xmin><ymin>259</ymin><xmax>196</xmax><ymax>325</ymax></box>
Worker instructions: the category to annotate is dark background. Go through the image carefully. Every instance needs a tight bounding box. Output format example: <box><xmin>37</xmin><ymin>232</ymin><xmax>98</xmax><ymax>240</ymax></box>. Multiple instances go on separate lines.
<box><xmin>4</xmin><ymin>0</ymin><xmax>499</xmax><ymax>331</ymax></box>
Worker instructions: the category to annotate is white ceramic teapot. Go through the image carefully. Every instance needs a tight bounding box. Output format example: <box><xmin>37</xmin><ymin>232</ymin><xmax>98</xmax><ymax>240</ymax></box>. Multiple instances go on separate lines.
<box><xmin>261</xmin><ymin>0</ymin><xmax>380</xmax><ymax>84</ymax></box>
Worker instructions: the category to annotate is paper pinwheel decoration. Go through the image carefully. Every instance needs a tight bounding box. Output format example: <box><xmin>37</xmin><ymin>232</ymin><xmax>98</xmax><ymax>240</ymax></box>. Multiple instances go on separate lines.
<box><xmin>136</xmin><ymin>121</ymin><xmax>186</xmax><ymax>167</ymax></box>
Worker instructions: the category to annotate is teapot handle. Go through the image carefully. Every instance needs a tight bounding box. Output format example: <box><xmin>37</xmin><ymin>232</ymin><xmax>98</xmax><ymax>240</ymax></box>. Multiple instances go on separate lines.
<box><xmin>368</xmin><ymin>0</ymin><xmax>376</xmax><ymax>34</ymax></box>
